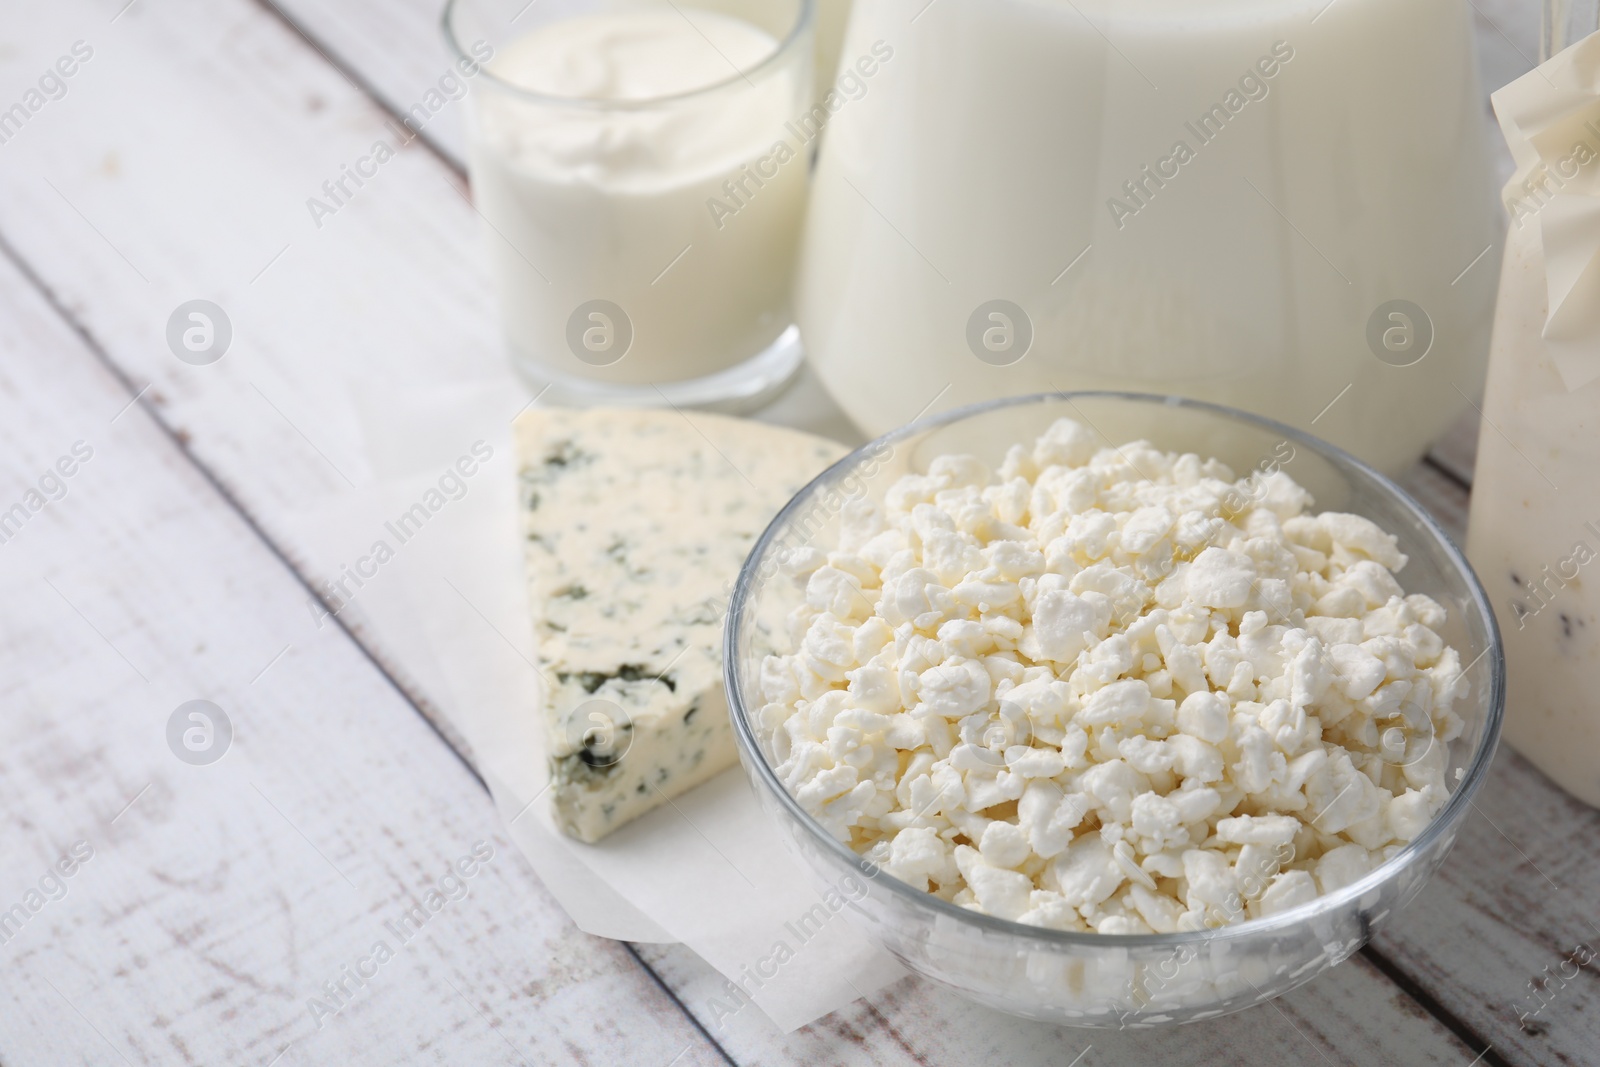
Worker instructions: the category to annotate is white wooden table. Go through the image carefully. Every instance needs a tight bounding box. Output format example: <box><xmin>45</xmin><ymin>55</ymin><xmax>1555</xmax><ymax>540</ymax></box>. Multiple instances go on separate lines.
<box><xmin>1</xmin><ymin>1</ymin><xmax>1595</xmax><ymax>1064</ymax></box>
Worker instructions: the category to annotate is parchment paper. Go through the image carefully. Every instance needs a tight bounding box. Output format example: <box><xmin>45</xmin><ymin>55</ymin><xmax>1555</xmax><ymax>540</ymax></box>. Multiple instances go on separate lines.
<box><xmin>1495</xmin><ymin>29</ymin><xmax>1600</xmax><ymax>391</ymax></box>
<box><xmin>285</xmin><ymin>370</ymin><xmax>903</xmax><ymax>1032</ymax></box>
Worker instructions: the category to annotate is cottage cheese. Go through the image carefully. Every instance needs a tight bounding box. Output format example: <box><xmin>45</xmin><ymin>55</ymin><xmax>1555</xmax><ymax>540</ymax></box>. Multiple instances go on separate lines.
<box><xmin>757</xmin><ymin>419</ymin><xmax>1467</xmax><ymax>931</ymax></box>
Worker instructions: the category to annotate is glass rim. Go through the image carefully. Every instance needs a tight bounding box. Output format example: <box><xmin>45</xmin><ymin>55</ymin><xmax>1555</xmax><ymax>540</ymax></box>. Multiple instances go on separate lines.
<box><xmin>724</xmin><ymin>389</ymin><xmax>1507</xmax><ymax>950</ymax></box>
<box><xmin>441</xmin><ymin>0</ymin><xmax>816</xmax><ymax>111</ymax></box>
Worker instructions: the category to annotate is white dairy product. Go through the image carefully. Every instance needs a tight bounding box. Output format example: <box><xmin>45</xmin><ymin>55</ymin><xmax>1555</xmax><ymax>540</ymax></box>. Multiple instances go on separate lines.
<box><xmin>517</xmin><ymin>407</ymin><xmax>847</xmax><ymax>842</ymax></box>
<box><xmin>470</xmin><ymin>9</ymin><xmax>810</xmax><ymax>389</ymax></box>
<box><xmin>758</xmin><ymin>419</ymin><xmax>1466</xmax><ymax>929</ymax></box>
<box><xmin>1466</xmin><ymin>34</ymin><xmax>1600</xmax><ymax>809</ymax></box>
<box><xmin>1468</xmin><ymin>218</ymin><xmax>1600</xmax><ymax>807</ymax></box>
<box><xmin>797</xmin><ymin>0</ymin><xmax>1499</xmax><ymax>475</ymax></box>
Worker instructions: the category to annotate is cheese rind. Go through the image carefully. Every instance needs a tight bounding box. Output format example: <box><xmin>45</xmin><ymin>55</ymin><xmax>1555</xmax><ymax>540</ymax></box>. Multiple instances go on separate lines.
<box><xmin>516</xmin><ymin>408</ymin><xmax>848</xmax><ymax>842</ymax></box>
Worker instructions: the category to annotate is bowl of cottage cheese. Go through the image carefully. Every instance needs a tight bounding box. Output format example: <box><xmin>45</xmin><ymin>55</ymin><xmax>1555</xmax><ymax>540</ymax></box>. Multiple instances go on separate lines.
<box><xmin>723</xmin><ymin>392</ymin><xmax>1504</xmax><ymax>1027</ymax></box>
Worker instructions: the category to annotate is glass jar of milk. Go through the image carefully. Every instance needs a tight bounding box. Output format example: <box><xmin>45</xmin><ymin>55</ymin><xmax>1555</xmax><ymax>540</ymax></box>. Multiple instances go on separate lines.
<box><xmin>445</xmin><ymin>0</ymin><xmax>815</xmax><ymax>410</ymax></box>
<box><xmin>797</xmin><ymin>0</ymin><xmax>1500</xmax><ymax>474</ymax></box>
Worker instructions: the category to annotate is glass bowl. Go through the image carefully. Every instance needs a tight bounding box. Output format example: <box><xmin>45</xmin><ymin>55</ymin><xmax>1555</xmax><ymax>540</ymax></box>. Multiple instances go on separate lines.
<box><xmin>723</xmin><ymin>391</ymin><xmax>1504</xmax><ymax>1028</ymax></box>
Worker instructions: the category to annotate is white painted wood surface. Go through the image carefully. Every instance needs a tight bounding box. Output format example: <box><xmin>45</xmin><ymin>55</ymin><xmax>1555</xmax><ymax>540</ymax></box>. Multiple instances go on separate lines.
<box><xmin>0</xmin><ymin>243</ymin><xmax>722</xmax><ymax>1066</ymax></box>
<box><xmin>0</xmin><ymin>0</ymin><xmax>1591</xmax><ymax>1064</ymax></box>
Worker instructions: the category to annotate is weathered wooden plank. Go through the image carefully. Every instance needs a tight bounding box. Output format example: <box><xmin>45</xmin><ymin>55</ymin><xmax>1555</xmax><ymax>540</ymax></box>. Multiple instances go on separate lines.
<box><xmin>1370</xmin><ymin>745</ymin><xmax>1600</xmax><ymax>1067</ymax></box>
<box><xmin>262</xmin><ymin>0</ymin><xmax>474</xmax><ymax>165</ymax></box>
<box><xmin>1397</xmin><ymin>453</ymin><xmax>1471</xmax><ymax>545</ymax></box>
<box><xmin>1427</xmin><ymin>410</ymin><xmax>1483</xmax><ymax>491</ymax></box>
<box><xmin>636</xmin><ymin>939</ymin><xmax>1488</xmax><ymax>1067</ymax></box>
<box><xmin>0</xmin><ymin>216</ymin><xmax>724</xmax><ymax>1066</ymax></box>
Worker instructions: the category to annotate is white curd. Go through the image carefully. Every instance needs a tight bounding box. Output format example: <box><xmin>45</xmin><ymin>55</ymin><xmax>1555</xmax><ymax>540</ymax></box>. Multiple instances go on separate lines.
<box><xmin>759</xmin><ymin>419</ymin><xmax>1466</xmax><ymax>930</ymax></box>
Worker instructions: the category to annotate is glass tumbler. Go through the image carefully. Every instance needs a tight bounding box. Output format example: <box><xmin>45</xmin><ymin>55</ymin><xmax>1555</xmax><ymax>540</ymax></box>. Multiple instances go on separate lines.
<box><xmin>444</xmin><ymin>0</ymin><xmax>815</xmax><ymax>411</ymax></box>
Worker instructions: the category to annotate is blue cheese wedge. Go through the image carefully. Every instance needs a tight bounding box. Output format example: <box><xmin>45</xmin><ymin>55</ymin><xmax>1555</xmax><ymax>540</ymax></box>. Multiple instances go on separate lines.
<box><xmin>516</xmin><ymin>408</ymin><xmax>848</xmax><ymax>843</ymax></box>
